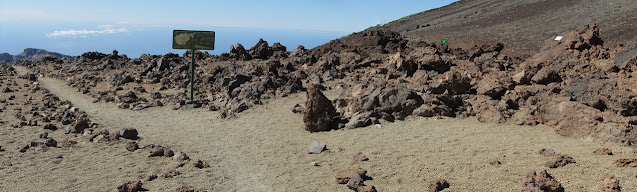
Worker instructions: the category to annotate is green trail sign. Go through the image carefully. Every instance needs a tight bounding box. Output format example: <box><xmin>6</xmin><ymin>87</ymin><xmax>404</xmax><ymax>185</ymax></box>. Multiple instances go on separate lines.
<box><xmin>172</xmin><ymin>30</ymin><xmax>215</xmax><ymax>101</ymax></box>
<box><xmin>441</xmin><ymin>39</ymin><xmax>448</xmax><ymax>44</ymax></box>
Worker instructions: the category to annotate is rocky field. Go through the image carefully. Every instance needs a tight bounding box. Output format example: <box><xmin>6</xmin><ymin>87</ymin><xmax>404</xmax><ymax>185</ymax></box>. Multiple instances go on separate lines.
<box><xmin>2</xmin><ymin>22</ymin><xmax>637</xmax><ymax>191</ymax></box>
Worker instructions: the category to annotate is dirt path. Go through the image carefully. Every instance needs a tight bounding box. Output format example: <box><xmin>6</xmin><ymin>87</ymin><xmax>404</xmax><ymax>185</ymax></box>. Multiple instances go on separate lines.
<box><xmin>9</xmin><ymin>66</ymin><xmax>637</xmax><ymax>191</ymax></box>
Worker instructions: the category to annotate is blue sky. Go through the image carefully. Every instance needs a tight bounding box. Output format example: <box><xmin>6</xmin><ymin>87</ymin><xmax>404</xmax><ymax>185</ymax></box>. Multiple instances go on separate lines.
<box><xmin>0</xmin><ymin>0</ymin><xmax>457</xmax><ymax>56</ymax></box>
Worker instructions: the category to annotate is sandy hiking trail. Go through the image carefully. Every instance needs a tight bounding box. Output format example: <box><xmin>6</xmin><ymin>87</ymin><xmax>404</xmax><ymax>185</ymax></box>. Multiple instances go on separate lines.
<box><xmin>4</xmin><ymin>66</ymin><xmax>637</xmax><ymax>191</ymax></box>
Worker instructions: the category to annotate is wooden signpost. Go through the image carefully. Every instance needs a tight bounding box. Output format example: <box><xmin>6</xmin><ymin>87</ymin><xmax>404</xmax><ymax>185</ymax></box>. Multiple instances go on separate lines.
<box><xmin>172</xmin><ymin>30</ymin><xmax>215</xmax><ymax>101</ymax></box>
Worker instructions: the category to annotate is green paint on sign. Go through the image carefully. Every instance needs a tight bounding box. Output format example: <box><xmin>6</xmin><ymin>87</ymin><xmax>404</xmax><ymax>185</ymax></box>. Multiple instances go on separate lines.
<box><xmin>172</xmin><ymin>30</ymin><xmax>215</xmax><ymax>50</ymax></box>
<box><xmin>441</xmin><ymin>39</ymin><xmax>448</xmax><ymax>44</ymax></box>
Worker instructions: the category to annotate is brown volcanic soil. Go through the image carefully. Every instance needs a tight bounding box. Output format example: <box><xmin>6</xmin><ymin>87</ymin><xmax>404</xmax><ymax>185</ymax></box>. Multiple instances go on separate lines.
<box><xmin>374</xmin><ymin>0</ymin><xmax>637</xmax><ymax>56</ymax></box>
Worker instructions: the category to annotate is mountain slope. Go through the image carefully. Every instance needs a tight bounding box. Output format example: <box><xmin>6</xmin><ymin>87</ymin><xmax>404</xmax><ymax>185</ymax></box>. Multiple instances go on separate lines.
<box><xmin>0</xmin><ymin>48</ymin><xmax>73</xmax><ymax>63</ymax></box>
<box><xmin>372</xmin><ymin>0</ymin><xmax>637</xmax><ymax>56</ymax></box>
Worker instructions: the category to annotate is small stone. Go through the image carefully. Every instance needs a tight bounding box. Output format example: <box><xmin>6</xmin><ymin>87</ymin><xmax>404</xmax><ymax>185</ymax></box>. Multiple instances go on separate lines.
<box><xmin>193</xmin><ymin>159</ymin><xmax>210</xmax><ymax>169</ymax></box>
<box><xmin>545</xmin><ymin>155</ymin><xmax>576</xmax><ymax>168</ymax></box>
<box><xmin>126</xmin><ymin>141</ymin><xmax>138</xmax><ymax>152</ymax></box>
<box><xmin>60</xmin><ymin>138</ymin><xmax>77</xmax><ymax>148</ymax></box>
<box><xmin>44</xmin><ymin>138</ymin><xmax>57</xmax><ymax>147</ymax></box>
<box><xmin>119</xmin><ymin>128</ymin><xmax>138</xmax><ymax>140</ymax></box>
<box><xmin>489</xmin><ymin>158</ymin><xmax>502</xmax><ymax>165</ymax></box>
<box><xmin>43</xmin><ymin>123</ymin><xmax>57</xmax><ymax>130</ymax></box>
<box><xmin>357</xmin><ymin>185</ymin><xmax>377</xmax><ymax>192</ymax></box>
<box><xmin>148</xmin><ymin>146</ymin><xmax>165</xmax><ymax>157</ymax></box>
<box><xmin>538</xmin><ymin>148</ymin><xmax>558</xmax><ymax>157</ymax></box>
<box><xmin>146</xmin><ymin>174</ymin><xmax>157</xmax><ymax>181</ymax></box>
<box><xmin>353</xmin><ymin>152</ymin><xmax>369</xmax><ymax>161</ymax></box>
<box><xmin>173</xmin><ymin>151</ymin><xmax>189</xmax><ymax>162</ymax></box>
<box><xmin>160</xmin><ymin>170</ymin><xmax>180</xmax><ymax>178</ymax></box>
<box><xmin>308</xmin><ymin>140</ymin><xmax>326</xmax><ymax>154</ymax></box>
<box><xmin>429</xmin><ymin>178</ymin><xmax>450</xmax><ymax>192</ymax></box>
<box><xmin>116</xmin><ymin>180</ymin><xmax>142</xmax><ymax>192</ymax></box>
<box><xmin>614</xmin><ymin>158</ymin><xmax>637</xmax><ymax>167</ymax></box>
<box><xmin>163</xmin><ymin>148</ymin><xmax>174</xmax><ymax>157</ymax></box>
<box><xmin>336</xmin><ymin>168</ymin><xmax>367</xmax><ymax>184</ymax></box>
<box><xmin>311</xmin><ymin>162</ymin><xmax>319</xmax><ymax>166</ymax></box>
<box><xmin>346</xmin><ymin>173</ymin><xmax>363</xmax><ymax>189</ymax></box>
<box><xmin>39</xmin><ymin>132</ymin><xmax>48</xmax><ymax>139</ymax></box>
<box><xmin>594</xmin><ymin>148</ymin><xmax>613</xmax><ymax>155</ymax></box>
<box><xmin>19</xmin><ymin>145</ymin><xmax>29</xmax><ymax>153</ymax></box>
<box><xmin>291</xmin><ymin>103</ymin><xmax>304</xmax><ymax>113</ymax></box>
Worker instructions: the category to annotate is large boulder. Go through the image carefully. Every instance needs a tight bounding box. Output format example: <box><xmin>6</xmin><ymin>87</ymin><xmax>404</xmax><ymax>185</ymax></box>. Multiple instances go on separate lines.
<box><xmin>303</xmin><ymin>83</ymin><xmax>336</xmax><ymax>132</ymax></box>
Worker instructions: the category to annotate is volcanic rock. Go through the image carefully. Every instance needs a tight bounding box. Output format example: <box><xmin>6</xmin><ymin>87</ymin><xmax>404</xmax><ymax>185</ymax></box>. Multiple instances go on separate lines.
<box><xmin>119</xmin><ymin>128</ymin><xmax>138</xmax><ymax>140</ymax></box>
<box><xmin>353</xmin><ymin>152</ymin><xmax>369</xmax><ymax>162</ymax></box>
<box><xmin>521</xmin><ymin>170</ymin><xmax>564</xmax><ymax>192</ymax></box>
<box><xmin>126</xmin><ymin>141</ymin><xmax>139</xmax><ymax>152</ymax></box>
<box><xmin>594</xmin><ymin>148</ymin><xmax>613</xmax><ymax>155</ymax></box>
<box><xmin>538</xmin><ymin>149</ymin><xmax>558</xmax><ymax>157</ymax></box>
<box><xmin>163</xmin><ymin>148</ymin><xmax>174</xmax><ymax>157</ymax></box>
<box><xmin>70</xmin><ymin>119</ymin><xmax>89</xmax><ymax>133</ymax></box>
<box><xmin>307</xmin><ymin>140</ymin><xmax>326</xmax><ymax>154</ymax></box>
<box><xmin>346</xmin><ymin>172</ymin><xmax>363</xmax><ymax>190</ymax></box>
<box><xmin>44</xmin><ymin>138</ymin><xmax>57</xmax><ymax>147</ymax></box>
<box><xmin>193</xmin><ymin>159</ymin><xmax>210</xmax><ymax>169</ymax></box>
<box><xmin>545</xmin><ymin>155</ymin><xmax>576</xmax><ymax>168</ymax></box>
<box><xmin>303</xmin><ymin>83</ymin><xmax>336</xmax><ymax>132</ymax></box>
<box><xmin>116</xmin><ymin>180</ymin><xmax>142</xmax><ymax>192</ymax></box>
<box><xmin>291</xmin><ymin>103</ymin><xmax>304</xmax><ymax>114</ymax></box>
<box><xmin>614</xmin><ymin>158</ymin><xmax>637</xmax><ymax>167</ymax></box>
<box><xmin>146</xmin><ymin>174</ymin><xmax>157</xmax><ymax>181</ymax></box>
<box><xmin>148</xmin><ymin>146</ymin><xmax>165</xmax><ymax>157</ymax></box>
<box><xmin>160</xmin><ymin>170</ymin><xmax>180</xmax><ymax>178</ymax></box>
<box><xmin>43</xmin><ymin>123</ymin><xmax>57</xmax><ymax>130</ymax></box>
<box><xmin>173</xmin><ymin>151</ymin><xmax>189</xmax><ymax>162</ymax></box>
<box><xmin>39</xmin><ymin>132</ymin><xmax>48</xmax><ymax>139</ymax></box>
<box><xmin>336</xmin><ymin>168</ymin><xmax>367</xmax><ymax>184</ymax></box>
<box><xmin>599</xmin><ymin>174</ymin><xmax>621</xmax><ymax>192</ymax></box>
<box><xmin>428</xmin><ymin>178</ymin><xmax>450</xmax><ymax>192</ymax></box>
<box><xmin>357</xmin><ymin>185</ymin><xmax>377</xmax><ymax>192</ymax></box>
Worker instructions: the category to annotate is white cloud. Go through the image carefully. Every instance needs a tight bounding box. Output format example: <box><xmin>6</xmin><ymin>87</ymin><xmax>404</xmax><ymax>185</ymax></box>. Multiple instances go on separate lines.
<box><xmin>47</xmin><ymin>25</ymin><xmax>127</xmax><ymax>37</ymax></box>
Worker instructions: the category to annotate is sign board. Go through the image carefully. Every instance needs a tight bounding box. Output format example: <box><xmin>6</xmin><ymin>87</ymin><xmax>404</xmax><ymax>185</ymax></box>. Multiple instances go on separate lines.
<box><xmin>172</xmin><ymin>30</ymin><xmax>215</xmax><ymax>50</ymax></box>
<box><xmin>441</xmin><ymin>39</ymin><xmax>448</xmax><ymax>44</ymax></box>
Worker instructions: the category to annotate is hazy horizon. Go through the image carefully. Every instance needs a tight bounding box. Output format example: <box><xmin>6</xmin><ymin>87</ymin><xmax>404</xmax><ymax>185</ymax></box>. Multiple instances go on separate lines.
<box><xmin>0</xmin><ymin>0</ymin><xmax>458</xmax><ymax>57</ymax></box>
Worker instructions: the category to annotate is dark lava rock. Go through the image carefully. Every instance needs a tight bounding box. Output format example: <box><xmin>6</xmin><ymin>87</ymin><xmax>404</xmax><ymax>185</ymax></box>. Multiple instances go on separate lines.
<box><xmin>116</xmin><ymin>180</ymin><xmax>142</xmax><ymax>192</ymax></box>
<box><xmin>303</xmin><ymin>83</ymin><xmax>336</xmax><ymax>132</ymax></box>
<box><xmin>545</xmin><ymin>155</ymin><xmax>576</xmax><ymax>168</ymax></box>
<box><xmin>70</xmin><ymin>119</ymin><xmax>89</xmax><ymax>133</ymax></box>
<box><xmin>193</xmin><ymin>159</ymin><xmax>210</xmax><ymax>169</ymax></box>
<box><xmin>119</xmin><ymin>128</ymin><xmax>138</xmax><ymax>140</ymax></box>
<box><xmin>428</xmin><ymin>178</ymin><xmax>450</xmax><ymax>192</ymax></box>
<box><xmin>39</xmin><ymin>132</ymin><xmax>48</xmax><ymax>139</ymax></box>
<box><xmin>44</xmin><ymin>138</ymin><xmax>57</xmax><ymax>147</ymax></box>
<box><xmin>125</xmin><ymin>141</ymin><xmax>138</xmax><ymax>152</ymax></box>
<box><xmin>43</xmin><ymin>123</ymin><xmax>57</xmax><ymax>131</ymax></box>
<box><xmin>521</xmin><ymin>170</ymin><xmax>564</xmax><ymax>192</ymax></box>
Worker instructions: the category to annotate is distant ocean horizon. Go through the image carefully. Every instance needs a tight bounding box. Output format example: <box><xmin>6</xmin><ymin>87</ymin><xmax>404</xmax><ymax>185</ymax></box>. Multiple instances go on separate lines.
<box><xmin>0</xmin><ymin>23</ymin><xmax>351</xmax><ymax>58</ymax></box>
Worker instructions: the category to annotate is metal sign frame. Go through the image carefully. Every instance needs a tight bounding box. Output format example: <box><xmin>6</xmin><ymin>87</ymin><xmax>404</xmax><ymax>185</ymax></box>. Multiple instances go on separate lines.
<box><xmin>172</xmin><ymin>30</ymin><xmax>215</xmax><ymax>101</ymax></box>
